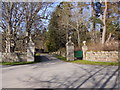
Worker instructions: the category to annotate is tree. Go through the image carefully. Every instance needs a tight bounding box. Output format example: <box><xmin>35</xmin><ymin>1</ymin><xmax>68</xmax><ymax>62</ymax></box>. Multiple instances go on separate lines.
<box><xmin>91</xmin><ymin>0</ymin><xmax>96</xmax><ymax>42</ymax></box>
<box><xmin>47</xmin><ymin>2</ymin><xmax>90</xmax><ymax>51</ymax></box>
<box><xmin>105</xmin><ymin>2</ymin><xmax>119</xmax><ymax>42</ymax></box>
<box><xmin>1</xmin><ymin>2</ymin><xmax>24</xmax><ymax>52</ymax></box>
<box><xmin>46</xmin><ymin>3</ymin><xmax>68</xmax><ymax>52</ymax></box>
<box><xmin>101</xmin><ymin>0</ymin><xmax>108</xmax><ymax>44</ymax></box>
<box><xmin>23</xmin><ymin>2</ymin><xmax>51</xmax><ymax>43</ymax></box>
<box><xmin>1</xmin><ymin>2</ymin><xmax>52</xmax><ymax>52</ymax></box>
<box><xmin>99</xmin><ymin>1</ymin><xmax>119</xmax><ymax>44</ymax></box>
<box><xmin>61</xmin><ymin>2</ymin><xmax>89</xmax><ymax>48</ymax></box>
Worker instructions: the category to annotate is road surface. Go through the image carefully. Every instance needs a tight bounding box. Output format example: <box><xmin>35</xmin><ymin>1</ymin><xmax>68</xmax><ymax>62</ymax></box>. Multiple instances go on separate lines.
<box><xmin>2</xmin><ymin>54</ymin><xmax>119</xmax><ymax>88</ymax></box>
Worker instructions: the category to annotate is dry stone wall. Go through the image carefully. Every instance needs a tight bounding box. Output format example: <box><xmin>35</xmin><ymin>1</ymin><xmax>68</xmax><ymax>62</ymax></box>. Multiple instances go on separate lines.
<box><xmin>51</xmin><ymin>51</ymin><xmax>66</xmax><ymax>57</ymax></box>
<box><xmin>1</xmin><ymin>52</ymin><xmax>27</xmax><ymax>62</ymax></box>
<box><xmin>86</xmin><ymin>51</ymin><xmax>119</xmax><ymax>62</ymax></box>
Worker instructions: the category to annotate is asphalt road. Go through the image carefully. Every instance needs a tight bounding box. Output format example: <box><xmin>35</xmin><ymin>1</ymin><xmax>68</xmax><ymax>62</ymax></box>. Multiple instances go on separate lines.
<box><xmin>2</xmin><ymin>54</ymin><xmax>119</xmax><ymax>88</ymax></box>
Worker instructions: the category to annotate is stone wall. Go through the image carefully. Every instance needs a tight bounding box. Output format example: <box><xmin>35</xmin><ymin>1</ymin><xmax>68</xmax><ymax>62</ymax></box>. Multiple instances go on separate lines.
<box><xmin>51</xmin><ymin>51</ymin><xmax>66</xmax><ymax>57</ymax></box>
<box><xmin>86</xmin><ymin>51</ymin><xmax>119</xmax><ymax>62</ymax></box>
<box><xmin>1</xmin><ymin>52</ymin><xmax>27</xmax><ymax>62</ymax></box>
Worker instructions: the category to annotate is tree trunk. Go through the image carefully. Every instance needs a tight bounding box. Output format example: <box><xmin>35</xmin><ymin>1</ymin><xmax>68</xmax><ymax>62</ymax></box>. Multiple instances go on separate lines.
<box><xmin>6</xmin><ymin>24</ymin><xmax>11</xmax><ymax>53</ymax></box>
<box><xmin>77</xmin><ymin>30</ymin><xmax>80</xmax><ymax>48</ymax></box>
<box><xmin>5</xmin><ymin>37</ymin><xmax>10</xmax><ymax>53</ymax></box>
<box><xmin>100</xmin><ymin>13</ymin><xmax>103</xmax><ymax>41</ymax></box>
<box><xmin>5</xmin><ymin>2</ymin><xmax>13</xmax><ymax>53</ymax></box>
<box><xmin>91</xmin><ymin>0</ymin><xmax>96</xmax><ymax>42</ymax></box>
<box><xmin>102</xmin><ymin>0</ymin><xmax>107</xmax><ymax>44</ymax></box>
<box><xmin>106</xmin><ymin>33</ymin><xmax>112</xmax><ymax>43</ymax></box>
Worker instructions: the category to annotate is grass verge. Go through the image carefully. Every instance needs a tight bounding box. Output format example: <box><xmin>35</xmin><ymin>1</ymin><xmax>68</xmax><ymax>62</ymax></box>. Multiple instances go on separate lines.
<box><xmin>71</xmin><ymin>60</ymin><xmax>120</xmax><ymax>66</ymax></box>
<box><xmin>56</xmin><ymin>55</ymin><xmax>67</xmax><ymax>61</ymax></box>
<box><xmin>55</xmin><ymin>55</ymin><xmax>120</xmax><ymax>66</ymax></box>
<box><xmin>0</xmin><ymin>61</ymin><xmax>36</xmax><ymax>65</ymax></box>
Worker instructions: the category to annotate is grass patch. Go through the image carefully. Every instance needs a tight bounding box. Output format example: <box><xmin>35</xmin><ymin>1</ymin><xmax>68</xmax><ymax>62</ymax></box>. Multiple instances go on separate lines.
<box><xmin>71</xmin><ymin>60</ymin><xmax>120</xmax><ymax>66</ymax></box>
<box><xmin>55</xmin><ymin>55</ymin><xmax>67</xmax><ymax>61</ymax></box>
<box><xmin>0</xmin><ymin>61</ymin><xmax>36</xmax><ymax>65</ymax></box>
<box><xmin>55</xmin><ymin>55</ymin><xmax>120</xmax><ymax>66</ymax></box>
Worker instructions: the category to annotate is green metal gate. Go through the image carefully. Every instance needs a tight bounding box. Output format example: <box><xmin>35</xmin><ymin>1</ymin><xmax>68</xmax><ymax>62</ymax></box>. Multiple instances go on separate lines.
<box><xmin>74</xmin><ymin>50</ymin><xmax>83</xmax><ymax>59</ymax></box>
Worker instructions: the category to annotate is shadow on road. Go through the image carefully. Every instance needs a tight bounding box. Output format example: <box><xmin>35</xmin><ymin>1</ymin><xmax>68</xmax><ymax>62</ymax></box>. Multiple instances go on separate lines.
<box><xmin>40</xmin><ymin>56</ymin><xmax>51</xmax><ymax>62</ymax></box>
<box><xmin>17</xmin><ymin>56</ymin><xmax>119</xmax><ymax>89</ymax></box>
<box><xmin>35</xmin><ymin>54</ymin><xmax>61</xmax><ymax>63</ymax></box>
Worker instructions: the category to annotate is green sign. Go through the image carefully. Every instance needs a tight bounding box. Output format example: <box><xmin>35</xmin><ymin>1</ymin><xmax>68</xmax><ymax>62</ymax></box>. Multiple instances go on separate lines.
<box><xmin>74</xmin><ymin>51</ymin><xmax>83</xmax><ymax>58</ymax></box>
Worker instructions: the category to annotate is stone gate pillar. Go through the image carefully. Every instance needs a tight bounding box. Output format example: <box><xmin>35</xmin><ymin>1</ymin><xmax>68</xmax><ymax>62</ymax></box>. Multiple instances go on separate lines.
<box><xmin>82</xmin><ymin>41</ymin><xmax>88</xmax><ymax>60</ymax></box>
<box><xmin>66</xmin><ymin>36</ymin><xmax>74</xmax><ymax>61</ymax></box>
<box><xmin>27</xmin><ymin>36</ymin><xmax>35</xmax><ymax>62</ymax></box>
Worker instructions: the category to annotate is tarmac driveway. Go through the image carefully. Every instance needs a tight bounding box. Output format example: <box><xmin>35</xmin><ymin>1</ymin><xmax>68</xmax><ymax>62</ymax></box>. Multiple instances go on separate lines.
<box><xmin>2</xmin><ymin>54</ymin><xmax>119</xmax><ymax>88</ymax></box>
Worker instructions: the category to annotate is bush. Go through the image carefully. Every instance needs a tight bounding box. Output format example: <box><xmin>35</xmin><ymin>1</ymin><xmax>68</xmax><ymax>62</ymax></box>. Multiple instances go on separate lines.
<box><xmin>35</xmin><ymin>53</ymin><xmax>40</xmax><ymax>56</ymax></box>
<box><xmin>87</xmin><ymin>40</ymin><xmax>119</xmax><ymax>51</ymax></box>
